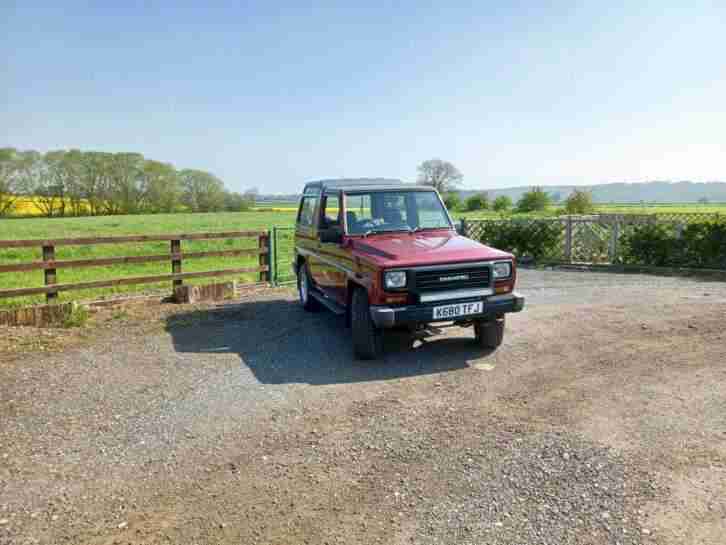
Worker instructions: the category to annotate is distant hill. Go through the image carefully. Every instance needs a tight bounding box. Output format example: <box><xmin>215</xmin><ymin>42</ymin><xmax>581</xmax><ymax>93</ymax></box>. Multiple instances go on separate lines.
<box><xmin>461</xmin><ymin>181</ymin><xmax>726</xmax><ymax>203</ymax></box>
<box><xmin>258</xmin><ymin>180</ymin><xmax>726</xmax><ymax>204</ymax></box>
<box><xmin>257</xmin><ymin>178</ymin><xmax>403</xmax><ymax>202</ymax></box>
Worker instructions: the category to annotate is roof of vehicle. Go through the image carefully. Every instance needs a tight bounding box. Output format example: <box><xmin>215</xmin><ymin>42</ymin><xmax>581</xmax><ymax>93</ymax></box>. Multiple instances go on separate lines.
<box><xmin>304</xmin><ymin>179</ymin><xmax>435</xmax><ymax>193</ymax></box>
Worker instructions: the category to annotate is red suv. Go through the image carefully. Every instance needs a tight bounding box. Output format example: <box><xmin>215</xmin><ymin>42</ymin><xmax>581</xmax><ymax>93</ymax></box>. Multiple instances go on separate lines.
<box><xmin>293</xmin><ymin>180</ymin><xmax>524</xmax><ymax>359</ymax></box>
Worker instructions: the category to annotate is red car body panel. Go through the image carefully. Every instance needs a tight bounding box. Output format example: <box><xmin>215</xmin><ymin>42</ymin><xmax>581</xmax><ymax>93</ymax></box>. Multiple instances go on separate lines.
<box><xmin>346</xmin><ymin>229</ymin><xmax>513</xmax><ymax>268</ymax></box>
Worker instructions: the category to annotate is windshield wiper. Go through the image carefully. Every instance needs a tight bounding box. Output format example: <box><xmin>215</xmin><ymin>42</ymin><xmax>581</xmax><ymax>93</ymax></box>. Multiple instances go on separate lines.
<box><xmin>363</xmin><ymin>227</ymin><xmax>407</xmax><ymax>236</ymax></box>
<box><xmin>361</xmin><ymin>226</ymin><xmax>440</xmax><ymax>237</ymax></box>
<box><xmin>410</xmin><ymin>226</ymin><xmax>448</xmax><ymax>233</ymax></box>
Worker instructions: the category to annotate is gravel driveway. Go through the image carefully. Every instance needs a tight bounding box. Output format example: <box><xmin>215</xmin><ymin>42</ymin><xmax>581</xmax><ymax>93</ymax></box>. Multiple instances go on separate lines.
<box><xmin>1</xmin><ymin>269</ymin><xmax>725</xmax><ymax>544</ymax></box>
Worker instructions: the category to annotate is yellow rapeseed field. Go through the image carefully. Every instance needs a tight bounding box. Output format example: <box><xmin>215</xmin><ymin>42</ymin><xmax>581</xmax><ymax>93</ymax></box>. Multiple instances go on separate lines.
<box><xmin>2</xmin><ymin>196</ymin><xmax>92</xmax><ymax>216</ymax></box>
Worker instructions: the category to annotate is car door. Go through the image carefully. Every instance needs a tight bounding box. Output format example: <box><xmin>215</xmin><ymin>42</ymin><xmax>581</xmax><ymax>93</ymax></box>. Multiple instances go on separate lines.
<box><xmin>295</xmin><ymin>188</ymin><xmax>320</xmax><ymax>281</ymax></box>
<box><xmin>310</xmin><ymin>192</ymin><xmax>348</xmax><ymax>305</ymax></box>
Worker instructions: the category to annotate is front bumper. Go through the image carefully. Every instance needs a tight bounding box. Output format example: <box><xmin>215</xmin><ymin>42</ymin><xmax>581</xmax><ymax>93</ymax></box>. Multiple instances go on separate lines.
<box><xmin>369</xmin><ymin>292</ymin><xmax>525</xmax><ymax>329</ymax></box>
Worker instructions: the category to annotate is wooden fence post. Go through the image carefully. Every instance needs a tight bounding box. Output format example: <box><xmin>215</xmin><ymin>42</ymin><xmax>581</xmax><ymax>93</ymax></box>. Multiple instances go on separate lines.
<box><xmin>259</xmin><ymin>233</ymin><xmax>270</xmax><ymax>283</ymax></box>
<box><xmin>564</xmin><ymin>217</ymin><xmax>573</xmax><ymax>263</ymax></box>
<box><xmin>675</xmin><ymin>222</ymin><xmax>685</xmax><ymax>240</ymax></box>
<box><xmin>42</xmin><ymin>244</ymin><xmax>57</xmax><ymax>302</ymax></box>
<box><xmin>609</xmin><ymin>221</ymin><xmax>620</xmax><ymax>263</ymax></box>
<box><xmin>171</xmin><ymin>239</ymin><xmax>182</xmax><ymax>290</ymax></box>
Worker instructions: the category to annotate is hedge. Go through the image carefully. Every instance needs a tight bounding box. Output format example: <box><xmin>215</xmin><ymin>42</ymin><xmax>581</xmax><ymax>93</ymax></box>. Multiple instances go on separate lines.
<box><xmin>473</xmin><ymin>220</ymin><xmax>563</xmax><ymax>261</ymax></box>
<box><xmin>620</xmin><ymin>221</ymin><xmax>726</xmax><ymax>269</ymax></box>
<box><xmin>470</xmin><ymin>218</ymin><xmax>726</xmax><ymax>270</ymax></box>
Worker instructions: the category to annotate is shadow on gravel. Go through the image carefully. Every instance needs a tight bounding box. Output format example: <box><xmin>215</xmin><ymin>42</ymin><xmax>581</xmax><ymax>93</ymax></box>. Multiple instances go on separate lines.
<box><xmin>165</xmin><ymin>295</ymin><xmax>492</xmax><ymax>385</ymax></box>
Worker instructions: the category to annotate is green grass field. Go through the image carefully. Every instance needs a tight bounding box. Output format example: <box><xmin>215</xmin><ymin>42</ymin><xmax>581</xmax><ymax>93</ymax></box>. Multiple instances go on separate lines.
<box><xmin>1</xmin><ymin>203</ymin><xmax>724</xmax><ymax>308</ymax></box>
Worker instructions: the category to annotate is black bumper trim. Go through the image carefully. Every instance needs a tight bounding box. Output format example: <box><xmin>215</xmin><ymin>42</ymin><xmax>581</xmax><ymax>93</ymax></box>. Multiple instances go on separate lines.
<box><xmin>369</xmin><ymin>292</ymin><xmax>525</xmax><ymax>328</ymax></box>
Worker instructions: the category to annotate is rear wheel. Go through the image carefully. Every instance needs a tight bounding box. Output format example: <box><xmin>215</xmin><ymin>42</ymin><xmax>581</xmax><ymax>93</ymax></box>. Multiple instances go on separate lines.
<box><xmin>298</xmin><ymin>262</ymin><xmax>321</xmax><ymax>312</ymax></box>
<box><xmin>351</xmin><ymin>288</ymin><xmax>384</xmax><ymax>360</ymax></box>
<box><xmin>474</xmin><ymin>316</ymin><xmax>505</xmax><ymax>349</ymax></box>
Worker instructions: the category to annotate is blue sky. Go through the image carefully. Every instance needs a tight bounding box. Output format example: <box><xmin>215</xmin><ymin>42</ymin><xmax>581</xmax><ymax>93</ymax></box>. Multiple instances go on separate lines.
<box><xmin>2</xmin><ymin>1</ymin><xmax>725</xmax><ymax>193</ymax></box>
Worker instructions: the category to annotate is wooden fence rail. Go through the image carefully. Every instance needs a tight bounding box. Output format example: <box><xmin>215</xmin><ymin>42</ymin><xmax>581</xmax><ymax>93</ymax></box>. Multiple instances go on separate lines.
<box><xmin>0</xmin><ymin>231</ymin><xmax>271</xmax><ymax>301</ymax></box>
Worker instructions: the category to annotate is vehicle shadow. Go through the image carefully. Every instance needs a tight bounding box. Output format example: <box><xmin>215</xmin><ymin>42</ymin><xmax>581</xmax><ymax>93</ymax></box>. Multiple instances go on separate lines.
<box><xmin>164</xmin><ymin>294</ymin><xmax>493</xmax><ymax>385</ymax></box>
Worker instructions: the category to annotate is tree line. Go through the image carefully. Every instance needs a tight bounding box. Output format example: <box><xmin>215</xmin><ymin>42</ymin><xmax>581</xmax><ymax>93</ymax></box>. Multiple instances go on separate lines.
<box><xmin>416</xmin><ymin>158</ymin><xmax>596</xmax><ymax>215</ymax></box>
<box><xmin>0</xmin><ymin>148</ymin><xmax>258</xmax><ymax>217</ymax></box>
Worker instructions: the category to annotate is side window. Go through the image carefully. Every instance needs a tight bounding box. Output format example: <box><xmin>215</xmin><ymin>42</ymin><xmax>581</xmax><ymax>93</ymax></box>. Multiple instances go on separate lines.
<box><xmin>322</xmin><ymin>194</ymin><xmax>340</xmax><ymax>227</ymax></box>
<box><xmin>297</xmin><ymin>196</ymin><xmax>319</xmax><ymax>227</ymax></box>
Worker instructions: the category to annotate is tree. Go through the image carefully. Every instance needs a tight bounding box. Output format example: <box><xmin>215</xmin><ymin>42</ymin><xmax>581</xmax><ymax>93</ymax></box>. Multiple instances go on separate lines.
<box><xmin>42</xmin><ymin>150</ymin><xmax>86</xmax><ymax>217</ymax></box>
<box><xmin>77</xmin><ymin>152</ymin><xmax>113</xmax><ymax>215</ymax></box>
<box><xmin>101</xmin><ymin>153</ymin><xmax>145</xmax><ymax>214</ymax></box>
<box><xmin>465</xmin><ymin>192</ymin><xmax>489</xmax><ymax>211</ymax></box>
<box><xmin>140</xmin><ymin>160</ymin><xmax>180</xmax><ymax>213</ymax></box>
<box><xmin>564</xmin><ymin>189</ymin><xmax>595</xmax><ymax>214</ymax></box>
<box><xmin>242</xmin><ymin>187</ymin><xmax>259</xmax><ymax>207</ymax></box>
<box><xmin>416</xmin><ymin>159</ymin><xmax>463</xmax><ymax>193</ymax></box>
<box><xmin>516</xmin><ymin>187</ymin><xmax>551</xmax><ymax>213</ymax></box>
<box><xmin>442</xmin><ymin>192</ymin><xmax>461</xmax><ymax>211</ymax></box>
<box><xmin>223</xmin><ymin>191</ymin><xmax>255</xmax><ymax>212</ymax></box>
<box><xmin>58</xmin><ymin>150</ymin><xmax>88</xmax><ymax>216</ymax></box>
<box><xmin>13</xmin><ymin>151</ymin><xmax>61</xmax><ymax>217</ymax></box>
<box><xmin>180</xmin><ymin>169</ymin><xmax>226</xmax><ymax>212</ymax></box>
<box><xmin>492</xmin><ymin>195</ymin><xmax>512</xmax><ymax>212</ymax></box>
<box><xmin>0</xmin><ymin>148</ymin><xmax>22</xmax><ymax>216</ymax></box>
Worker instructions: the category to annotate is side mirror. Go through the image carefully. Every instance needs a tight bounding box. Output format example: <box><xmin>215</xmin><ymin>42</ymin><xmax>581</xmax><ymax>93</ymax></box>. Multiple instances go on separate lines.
<box><xmin>319</xmin><ymin>228</ymin><xmax>343</xmax><ymax>244</ymax></box>
<box><xmin>455</xmin><ymin>220</ymin><xmax>465</xmax><ymax>235</ymax></box>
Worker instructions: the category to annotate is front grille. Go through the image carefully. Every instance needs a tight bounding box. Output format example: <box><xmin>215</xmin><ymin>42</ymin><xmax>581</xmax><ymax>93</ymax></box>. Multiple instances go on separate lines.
<box><xmin>412</xmin><ymin>264</ymin><xmax>491</xmax><ymax>293</ymax></box>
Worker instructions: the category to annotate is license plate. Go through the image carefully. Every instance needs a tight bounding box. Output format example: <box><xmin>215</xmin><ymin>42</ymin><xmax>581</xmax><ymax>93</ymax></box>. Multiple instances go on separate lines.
<box><xmin>432</xmin><ymin>301</ymin><xmax>483</xmax><ymax>320</ymax></box>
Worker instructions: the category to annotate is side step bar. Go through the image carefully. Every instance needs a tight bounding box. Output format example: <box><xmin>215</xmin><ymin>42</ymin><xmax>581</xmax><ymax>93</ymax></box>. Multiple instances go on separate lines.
<box><xmin>310</xmin><ymin>290</ymin><xmax>346</xmax><ymax>315</ymax></box>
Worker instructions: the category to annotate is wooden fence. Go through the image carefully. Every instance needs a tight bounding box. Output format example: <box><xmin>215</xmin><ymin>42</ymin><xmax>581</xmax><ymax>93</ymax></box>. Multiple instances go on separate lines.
<box><xmin>0</xmin><ymin>231</ymin><xmax>272</xmax><ymax>302</ymax></box>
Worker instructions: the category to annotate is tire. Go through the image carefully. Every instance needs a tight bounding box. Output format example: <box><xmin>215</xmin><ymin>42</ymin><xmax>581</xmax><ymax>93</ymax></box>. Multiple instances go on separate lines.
<box><xmin>298</xmin><ymin>262</ymin><xmax>321</xmax><ymax>312</ymax></box>
<box><xmin>474</xmin><ymin>316</ymin><xmax>505</xmax><ymax>349</ymax></box>
<box><xmin>351</xmin><ymin>288</ymin><xmax>384</xmax><ymax>360</ymax></box>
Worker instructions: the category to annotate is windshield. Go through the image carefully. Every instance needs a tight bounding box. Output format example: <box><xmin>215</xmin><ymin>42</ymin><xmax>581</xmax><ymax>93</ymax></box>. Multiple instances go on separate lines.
<box><xmin>344</xmin><ymin>190</ymin><xmax>452</xmax><ymax>235</ymax></box>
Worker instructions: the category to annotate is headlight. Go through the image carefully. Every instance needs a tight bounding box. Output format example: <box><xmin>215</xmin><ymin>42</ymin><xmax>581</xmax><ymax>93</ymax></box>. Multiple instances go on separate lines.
<box><xmin>384</xmin><ymin>270</ymin><xmax>407</xmax><ymax>289</ymax></box>
<box><xmin>492</xmin><ymin>261</ymin><xmax>512</xmax><ymax>279</ymax></box>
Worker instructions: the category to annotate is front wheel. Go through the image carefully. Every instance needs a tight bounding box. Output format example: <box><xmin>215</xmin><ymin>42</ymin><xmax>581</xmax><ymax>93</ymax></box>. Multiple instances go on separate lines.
<box><xmin>474</xmin><ymin>316</ymin><xmax>505</xmax><ymax>349</ymax></box>
<box><xmin>351</xmin><ymin>288</ymin><xmax>384</xmax><ymax>360</ymax></box>
<box><xmin>298</xmin><ymin>262</ymin><xmax>321</xmax><ymax>312</ymax></box>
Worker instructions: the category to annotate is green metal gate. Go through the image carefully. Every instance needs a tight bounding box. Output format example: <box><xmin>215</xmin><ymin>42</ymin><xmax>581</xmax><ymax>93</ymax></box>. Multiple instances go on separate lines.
<box><xmin>271</xmin><ymin>226</ymin><xmax>296</xmax><ymax>285</ymax></box>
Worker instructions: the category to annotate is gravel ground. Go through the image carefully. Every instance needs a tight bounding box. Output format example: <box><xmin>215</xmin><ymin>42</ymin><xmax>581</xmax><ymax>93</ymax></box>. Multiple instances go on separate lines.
<box><xmin>1</xmin><ymin>268</ymin><xmax>725</xmax><ymax>545</ymax></box>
